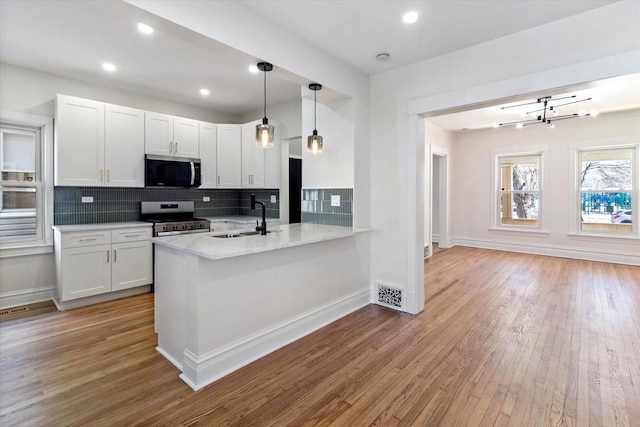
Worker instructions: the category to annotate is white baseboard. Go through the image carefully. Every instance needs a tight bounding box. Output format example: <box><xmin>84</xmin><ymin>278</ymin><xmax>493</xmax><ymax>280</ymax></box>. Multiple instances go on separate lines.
<box><xmin>171</xmin><ymin>288</ymin><xmax>370</xmax><ymax>391</ymax></box>
<box><xmin>0</xmin><ymin>286</ymin><xmax>54</xmax><ymax>310</ymax></box>
<box><xmin>454</xmin><ymin>237</ymin><xmax>640</xmax><ymax>266</ymax></box>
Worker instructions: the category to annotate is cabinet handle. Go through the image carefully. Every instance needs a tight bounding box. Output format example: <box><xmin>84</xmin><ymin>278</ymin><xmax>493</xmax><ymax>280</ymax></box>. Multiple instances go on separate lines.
<box><xmin>169</xmin><ymin>141</ymin><xmax>173</xmax><ymax>153</ymax></box>
<box><xmin>106</xmin><ymin>169</ymin><xmax>110</xmax><ymax>182</ymax></box>
<box><xmin>113</xmin><ymin>249</ymin><xmax>117</xmax><ymax>262</ymax></box>
<box><xmin>125</xmin><ymin>233</ymin><xmax>140</xmax><ymax>238</ymax></box>
<box><xmin>106</xmin><ymin>250</ymin><xmax>110</xmax><ymax>263</ymax></box>
<box><xmin>99</xmin><ymin>169</ymin><xmax>103</xmax><ymax>182</ymax></box>
<box><xmin>79</xmin><ymin>237</ymin><xmax>97</xmax><ymax>242</ymax></box>
<box><xmin>175</xmin><ymin>142</ymin><xmax>179</xmax><ymax>154</ymax></box>
<box><xmin>217</xmin><ymin>175</ymin><xmax>220</xmax><ymax>185</ymax></box>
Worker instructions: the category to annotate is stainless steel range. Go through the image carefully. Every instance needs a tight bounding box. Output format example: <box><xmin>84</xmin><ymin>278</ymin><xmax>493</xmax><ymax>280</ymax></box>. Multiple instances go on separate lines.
<box><xmin>141</xmin><ymin>201</ymin><xmax>210</xmax><ymax>236</ymax></box>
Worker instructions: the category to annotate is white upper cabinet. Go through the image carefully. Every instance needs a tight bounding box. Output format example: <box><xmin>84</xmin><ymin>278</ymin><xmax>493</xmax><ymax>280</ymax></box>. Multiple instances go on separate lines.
<box><xmin>241</xmin><ymin>121</ymin><xmax>265</xmax><ymax>188</ymax></box>
<box><xmin>55</xmin><ymin>95</ymin><xmax>144</xmax><ymax>187</ymax></box>
<box><xmin>199</xmin><ymin>121</ymin><xmax>217</xmax><ymax>188</ymax></box>
<box><xmin>55</xmin><ymin>95</ymin><xmax>105</xmax><ymax>187</ymax></box>
<box><xmin>145</xmin><ymin>112</ymin><xmax>199</xmax><ymax>158</ymax></box>
<box><xmin>105</xmin><ymin>104</ymin><xmax>145</xmax><ymax>187</ymax></box>
<box><xmin>264</xmin><ymin>120</ymin><xmax>281</xmax><ymax>189</ymax></box>
<box><xmin>216</xmin><ymin>124</ymin><xmax>242</xmax><ymax>188</ymax></box>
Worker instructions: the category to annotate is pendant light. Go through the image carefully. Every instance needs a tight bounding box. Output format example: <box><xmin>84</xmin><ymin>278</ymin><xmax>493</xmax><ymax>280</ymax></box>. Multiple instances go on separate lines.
<box><xmin>307</xmin><ymin>83</ymin><xmax>323</xmax><ymax>155</ymax></box>
<box><xmin>256</xmin><ymin>62</ymin><xmax>275</xmax><ymax>148</ymax></box>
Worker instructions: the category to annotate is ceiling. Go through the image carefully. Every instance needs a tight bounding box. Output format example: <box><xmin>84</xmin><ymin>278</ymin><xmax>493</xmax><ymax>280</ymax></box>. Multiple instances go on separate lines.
<box><xmin>1</xmin><ymin>0</ymin><xmax>637</xmax><ymax>128</ymax></box>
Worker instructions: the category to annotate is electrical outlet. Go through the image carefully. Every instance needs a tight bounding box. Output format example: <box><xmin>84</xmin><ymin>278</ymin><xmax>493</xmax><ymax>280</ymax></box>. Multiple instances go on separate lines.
<box><xmin>81</xmin><ymin>196</ymin><xmax>93</xmax><ymax>203</ymax></box>
<box><xmin>203</xmin><ymin>196</ymin><xmax>211</xmax><ymax>202</ymax></box>
<box><xmin>270</xmin><ymin>195</ymin><xmax>277</xmax><ymax>203</ymax></box>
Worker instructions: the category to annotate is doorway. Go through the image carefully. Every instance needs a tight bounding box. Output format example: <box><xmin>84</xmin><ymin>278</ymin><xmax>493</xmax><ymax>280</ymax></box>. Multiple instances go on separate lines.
<box><xmin>424</xmin><ymin>146</ymin><xmax>449</xmax><ymax>259</ymax></box>
<box><xmin>289</xmin><ymin>157</ymin><xmax>302</xmax><ymax>223</ymax></box>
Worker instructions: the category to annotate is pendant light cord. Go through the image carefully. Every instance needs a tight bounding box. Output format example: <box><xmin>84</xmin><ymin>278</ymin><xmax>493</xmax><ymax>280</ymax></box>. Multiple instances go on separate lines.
<box><xmin>313</xmin><ymin>88</ymin><xmax>317</xmax><ymax>131</ymax></box>
<box><xmin>263</xmin><ymin>69</ymin><xmax>267</xmax><ymax>118</ymax></box>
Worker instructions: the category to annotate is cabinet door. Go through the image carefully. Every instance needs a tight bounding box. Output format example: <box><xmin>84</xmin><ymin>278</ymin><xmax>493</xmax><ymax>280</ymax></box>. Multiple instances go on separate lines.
<box><xmin>145</xmin><ymin>112</ymin><xmax>173</xmax><ymax>156</ymax></box>
<box><xmin>199</xmin><ymin>122</ymin><xmax>217</xmax><ymax>188</ymax></box>
<box><xmin>241</xmin><ymin>122</ymin><xmax>265</xmax><ymax>188</ymax></box>
<box><xmin>60</xmin><ymin>244</ymin><xmax>111</xmax><ymax>301</ymax></box>
<box><xmin>105</xmin><ymin>104</ymin><xmax>145</xmax><ymax>187</ymax></box>
<box><xmin>111</xmin><ymin>240</ymin><xmax>152</xmax><ymax>291</ymax></box>
<box><xmin>216</xmin><ymin>124</ymin><xmax>242</xmax><ymax>188</ymax></box>
<box><xmin>264</xmin><ymin>120</ymin><xmax>281</xmax><ymax>189</ymax></box>
<box><xmin>55</xmin><ymin>95</ymin><xmax>105</xmax><ymax>186</ymax></box>
<box><xmin>173</xmin><ymin>117</ymin><xmax>199</xmax><ymax>158</ymax></box>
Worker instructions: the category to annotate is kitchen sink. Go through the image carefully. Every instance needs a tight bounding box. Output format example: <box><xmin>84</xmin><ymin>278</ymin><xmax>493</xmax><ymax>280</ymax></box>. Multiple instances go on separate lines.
<box><xmin>212</xmin><ymin>234</ymin><xmax>241</xmax><ymax>238</ymax></box>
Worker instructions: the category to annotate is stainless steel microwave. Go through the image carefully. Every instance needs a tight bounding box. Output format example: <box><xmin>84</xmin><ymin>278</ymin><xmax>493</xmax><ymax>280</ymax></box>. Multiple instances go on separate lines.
<box><xmin>145</xmin><ymin>155</ymin><xmax>201</xmax><ymax>188</ymax></box>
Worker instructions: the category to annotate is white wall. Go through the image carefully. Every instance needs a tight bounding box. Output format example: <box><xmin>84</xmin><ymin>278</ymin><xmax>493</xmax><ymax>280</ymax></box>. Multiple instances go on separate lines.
<box><xmin>302</xmin><ymin>97</ymin><xmax>355</xmax><ymax>189</ymax></box>
<box><xmin>239</xmin><ymin>98</ymin><xmax>302</xmax><ymax>140</ymax></box>
<box><xmin>0</xmin><ymin>63</ymin><xmax>239</xmax><ymax>123</ymax></box>
<box><xmin>370</xmin><ymin>1</ymin><xmax>640</xmax><ymax>313</ymax></box>
<box><xmin>451</xmin><ymin>110</ymin><xmax>640</xmax><ymax>261</ymax></box>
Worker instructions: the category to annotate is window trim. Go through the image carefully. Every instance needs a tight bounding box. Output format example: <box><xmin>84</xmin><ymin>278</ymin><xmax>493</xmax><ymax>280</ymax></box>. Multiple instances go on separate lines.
<box><xmin>0</xmin><ymin>110</ymin><xmax>54</xmax><ymax>257</ymax></box>
<box><xmin>490</xmin><ymin>144</ymin><xmax>549</xmax><ymax>233</ymax></box>
<box><xmin>568</xmin><ymin>136</ymin><xmax>639</xmax><ymax>240</ymax></box>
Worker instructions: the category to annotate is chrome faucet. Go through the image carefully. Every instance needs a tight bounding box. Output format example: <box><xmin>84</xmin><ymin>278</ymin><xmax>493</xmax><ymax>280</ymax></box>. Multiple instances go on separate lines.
<box><xmin>251</xmin><ymin>194</ymin><xmax>267</xmax><ymax>235</ymax></box>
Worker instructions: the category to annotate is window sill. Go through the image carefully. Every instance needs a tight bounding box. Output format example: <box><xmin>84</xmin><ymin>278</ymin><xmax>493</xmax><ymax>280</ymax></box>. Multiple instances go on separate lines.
<box><xmin>489</xmin><ymin>227</ymin><xmax>550</xmax><ymax>237</ymax></box>
<box><xmin>567</xmin><ymin>232</ymin><xmax>639</xmax><ymax>243</ymax></box>
<box><xmin>0</xmin><ymin>243</ymin><xmax>54</xmax><ymax>258</ymax></box>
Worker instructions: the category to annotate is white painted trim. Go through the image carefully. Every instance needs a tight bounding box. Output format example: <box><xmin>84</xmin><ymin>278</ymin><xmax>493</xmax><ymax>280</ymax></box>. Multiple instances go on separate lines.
<box><xmin>454</xmin><ymin>237</ymin><xmax>640</xmax><ymax>266</ymax></box>
<box><xmin>0</xmin><ymin>285</ymin><xmax>54</xmax><ymax>309</ymax></box>
<box><xmin>405</xmin><ymin>115</ymin><xmax>425</xmax><ymax>315</ymax></box>
<box><xmin>568</xmin><ymin>136</ymin><xmax>640</xmax><ymax>239</ymax></box>
<box><xmin>169</xmin><ymin>288</ymin><xmax>370</xmax><ymax>391</ymax></box>
<box><xmin>408</xmin><ymin>50</ymin><xmax>640</xmax><ymax>116</ymax></box>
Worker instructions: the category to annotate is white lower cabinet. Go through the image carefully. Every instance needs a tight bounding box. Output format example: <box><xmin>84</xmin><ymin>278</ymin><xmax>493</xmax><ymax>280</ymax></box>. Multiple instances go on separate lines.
<box><xmin>54</xmin><ymin>225</ymin><xmax>152</xmax><ymax>309</ymax></box>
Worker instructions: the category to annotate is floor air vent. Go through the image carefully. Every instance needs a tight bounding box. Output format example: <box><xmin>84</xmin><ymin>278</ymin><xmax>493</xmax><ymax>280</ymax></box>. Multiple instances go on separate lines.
<box><xmin>377</xmin><ymin>284</ymin><xmax>403</xmax><ymax>309</ymax></box>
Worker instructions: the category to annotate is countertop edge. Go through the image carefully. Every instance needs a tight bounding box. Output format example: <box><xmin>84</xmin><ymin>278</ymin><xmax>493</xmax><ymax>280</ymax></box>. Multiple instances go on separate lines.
<box><xmin>152</xmin><ymin>225</ymin><xmax>371</xmax><ymax>260</ymax></box>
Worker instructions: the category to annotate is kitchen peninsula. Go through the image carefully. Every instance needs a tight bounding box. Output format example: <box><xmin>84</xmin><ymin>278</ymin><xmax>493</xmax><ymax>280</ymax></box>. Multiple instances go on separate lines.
<box><xmin>152</xmin><ymin>223</ymin><xmax>370</xmax><ymax>391</ymax></box>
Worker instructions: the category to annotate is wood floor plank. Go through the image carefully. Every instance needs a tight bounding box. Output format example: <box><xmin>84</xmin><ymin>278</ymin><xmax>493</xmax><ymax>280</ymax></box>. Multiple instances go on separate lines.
<box><xmin>1</xmin><ymin>246</ymin><xmax>639</xmax><ymax>426</ymax></box>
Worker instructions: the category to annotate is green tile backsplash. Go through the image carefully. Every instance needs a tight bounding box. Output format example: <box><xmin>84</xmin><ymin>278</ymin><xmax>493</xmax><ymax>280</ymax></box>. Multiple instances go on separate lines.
<box><xmin>54</xmin><ymin>187</ymin><xmax>279</xmax><ymax>225</ymax></box>
<box><xmin>301</xmin><ymin>188</ymin><xmax>353</xmax><ymax>227</ymax></box>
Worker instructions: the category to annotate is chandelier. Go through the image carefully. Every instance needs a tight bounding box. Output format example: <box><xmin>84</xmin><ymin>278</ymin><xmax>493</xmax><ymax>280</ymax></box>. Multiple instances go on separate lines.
<box><xmin>498</xmin><ymin>95</ymin><xmax>595</xmax><ymax>128</ymax></box>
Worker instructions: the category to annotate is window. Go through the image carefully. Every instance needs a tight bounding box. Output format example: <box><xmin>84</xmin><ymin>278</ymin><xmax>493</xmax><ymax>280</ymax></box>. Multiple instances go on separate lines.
<box><xmin>578</xmin><ymin>147</ymin><xmax>635</xmax><ymax>234</ymax></box>
<box><xmin>499</xmin><ymin>155</ymin><xmax>540</xmax><ymax>228</ymax></box>
<box><xmin>492</xmin><ymin>145</ymin><xmax>548</xmax><ymax>232</ymax></box>
<box><xmin>0</xmin><ymin>111</ymin><xmax>53</xmax><ymax>254</ymax></box>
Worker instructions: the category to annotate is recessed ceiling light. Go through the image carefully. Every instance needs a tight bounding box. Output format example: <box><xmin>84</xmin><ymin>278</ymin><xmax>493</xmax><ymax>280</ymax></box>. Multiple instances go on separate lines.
<box><xmin>249</xmin><ymin>65</ymin><xmax>259</xmax><ymax>73</ymax></box>
<box><xmin>138</xmin><ymin>23</ymin><xmax>154</xmax><ymax>34</ymax></box>
<box><xmin>200</xmin><ymin>88</ymin><xmax>210</xmax><ymax>96</ymax></box>
<box><xmin>102</xmin><ymin>63</ymin><xmax>116</xmax><ymax>72</ymax></box>
<box><xmin>403</xmin><ymin>11</ymin><xmax>418</xmax><ymax>24</ymax></box>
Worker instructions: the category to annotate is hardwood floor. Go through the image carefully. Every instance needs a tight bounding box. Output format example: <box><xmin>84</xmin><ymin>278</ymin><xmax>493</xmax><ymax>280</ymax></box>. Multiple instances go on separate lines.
<box><xmin>1</xmin><ymin>247</ymin><xmax>639</xmax><ymax>426</ymax></box>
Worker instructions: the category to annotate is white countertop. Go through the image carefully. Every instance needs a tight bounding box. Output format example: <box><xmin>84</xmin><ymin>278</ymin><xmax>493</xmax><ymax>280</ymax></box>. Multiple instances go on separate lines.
<box><xmin>152</xmin><ymin>223</ymin><xmax>370</xmax><ymax>260</ymax></box>
<box><xmin>53</xmin><ymin>222</ymin><xmax>152</xmax><ymax>232</ymax></box>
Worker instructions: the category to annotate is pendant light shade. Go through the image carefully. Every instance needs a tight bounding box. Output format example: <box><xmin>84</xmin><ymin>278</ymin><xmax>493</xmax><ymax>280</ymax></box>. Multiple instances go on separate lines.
<box><xmin>256</xmin><ymin>62</ymin><xmax>275</xmax><ymax>148</ymax></box>
<box><xmin>307</xmin><ymin>83</ymin><xmax>323</xmax><ymax>155</ymax></box>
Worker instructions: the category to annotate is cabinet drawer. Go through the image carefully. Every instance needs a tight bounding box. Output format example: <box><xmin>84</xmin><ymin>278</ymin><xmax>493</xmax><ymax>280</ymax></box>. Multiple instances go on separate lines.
<box><xmin>61</xmin><ymin>230</ymin><xmax>111</xmax><ymax>249</ymax></box>
<box><xmin>112</xmin><ymin>227</ymin><xmax>152</xmax><ymax>243</ymax></box>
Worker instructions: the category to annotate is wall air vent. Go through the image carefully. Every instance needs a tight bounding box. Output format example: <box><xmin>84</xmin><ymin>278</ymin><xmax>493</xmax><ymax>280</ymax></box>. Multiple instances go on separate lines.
<box><xmin>377</xmin><ymin>284</ymin><xmax>403</xmax><ymax>310</ymax></box>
